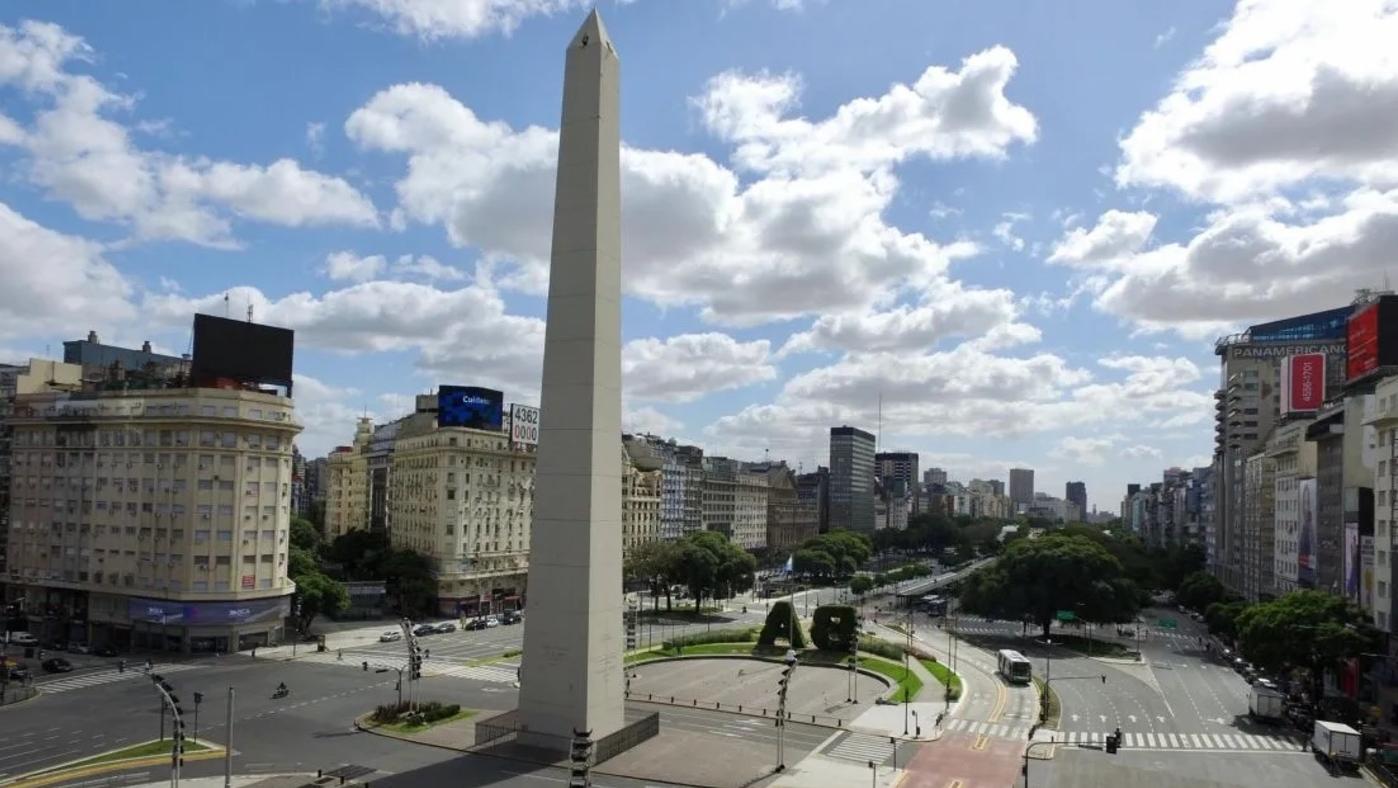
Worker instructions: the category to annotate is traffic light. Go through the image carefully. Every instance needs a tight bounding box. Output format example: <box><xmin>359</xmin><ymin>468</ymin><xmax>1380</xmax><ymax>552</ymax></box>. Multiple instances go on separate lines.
<box><xmin>778</xmin><ymin>662</ymin><xmax>795</xmax><ymax>700</ymax></box>
<box><xmin>625</xmin><ymin>607</ymin><xmax>637</xmax><ymax>651</ymax></box>
<box><xmin>570</xmin><ymin>728</ymin><xmax>593</xmax><ymax>787</ymax></box>
<box><xmin>409</xmin><ymin>646</ymin><xmax>423</xmax><ymax>681</ymax></box>
<box><xmin>1105</xmin><ymin>733</ymin><xmax>1119</xmax><ymax>754</ymax></box>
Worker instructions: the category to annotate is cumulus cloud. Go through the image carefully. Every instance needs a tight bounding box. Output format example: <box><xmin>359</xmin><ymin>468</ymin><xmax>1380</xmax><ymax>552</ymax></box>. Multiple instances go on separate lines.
<box><xmin>0</xmin><ymin>20</ymin><xmax>377</xmax><ymax>247</ymax></box>
<box><xmin>322</xmin><ymin>250</ymin><xmax>387</xmax><ymax>282</ymax></box>
<box><xmin>321</xmin><ymin>250</ymin><xmax>466</xmax><ymax>283</ymax></box>
<box><xmin>1121</xmin><ymin>444</ymin><xmax>1164</xmax><ymax>460</ymax></box>
<box><xmin>623</xmin><ymin>405</ymin><xmax>685</xmax><ymax>437</ymax></box>
<box><xmin>1047</xmin><ymin>210</ymin><xmax>1156</xmax><ymax>269</ymax></box>
<box><xmin>1117</xmin><ymin>0</ymin><xmax>1398</xmax><ymax>202</ymax></box>
<box><xmin>345</xmin><ymin>45</ymin><xmax>1028</xmax><ymax>324</ymax></box>
<box><xmin>292</xmin><ymin>373</ymin><xmax>371</xmax><ymax>456</ymax></box>
<box><xmin>992</xmin><ymin>211</ymin><xmax>1030</xmax><ymax>252</ymax></box>
<box><xmin>1051</xmin><ymin>436</ymin><xmax>1119</xmax><ymax>467</ymax></box>
<box><xmin>0</xmin><ymin>200</ymin><xmax>135</xmax><ymax>339</ymax></box>
<box><xmin>623</xmin><ymin>333</ymin><xmax>777</xmax><ymax>403</ymax></box>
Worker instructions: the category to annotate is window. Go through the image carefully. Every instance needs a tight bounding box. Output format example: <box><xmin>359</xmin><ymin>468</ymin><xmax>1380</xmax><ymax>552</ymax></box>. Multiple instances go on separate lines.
<box><xmin>220</xmin><ymin>432</ymin><xmax>236</xmax><ymax>448</ymax></box>
<box><xmin>217</xmin><ymin>530</ymin><xmax>233</xmax><ymax>541</ymax></box>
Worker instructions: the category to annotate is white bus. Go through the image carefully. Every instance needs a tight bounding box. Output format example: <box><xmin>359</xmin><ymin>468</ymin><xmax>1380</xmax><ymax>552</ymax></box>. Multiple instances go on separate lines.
<box><xmin>997</xmin><ymin>649</ymin><xmax>1032</xmax><ymax>685</ymax></box>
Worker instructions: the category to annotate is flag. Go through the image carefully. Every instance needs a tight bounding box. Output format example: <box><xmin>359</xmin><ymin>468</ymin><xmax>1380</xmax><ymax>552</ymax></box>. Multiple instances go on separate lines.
<box><xmin>783</xmin><ymin>555</ymin><xmax>794</xmax><ymax>575</ymax></box>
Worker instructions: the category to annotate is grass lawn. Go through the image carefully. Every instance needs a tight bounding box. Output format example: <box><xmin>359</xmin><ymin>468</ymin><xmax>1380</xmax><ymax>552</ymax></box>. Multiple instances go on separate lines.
<box><xmin>1048</xmin><ymin>634</ymin><xmax>1134</xmax><ymax>659</ymax></box>
<box><xmin>919</xmin><ymin>658</ymin><xmax>962</xmax><ymax>700</ymax></box>
<box><xmin>858</xmin><ymin>656</ymin><xmax>923</xmax><ymax>702</ymax></box>
<box><xmin>55</xmin><ymin>739</ymin><xmax>212</xmax><ymax>771</ymax></box>
<box><xmin>379</xmin><ymin>708</ymin><xmax>477</xmax><ymax>734</ymax></box>
<box><xmin>1033</xmin><ymin>676</ymin><xmax>1060</xmax><ymax>728</ymax></box>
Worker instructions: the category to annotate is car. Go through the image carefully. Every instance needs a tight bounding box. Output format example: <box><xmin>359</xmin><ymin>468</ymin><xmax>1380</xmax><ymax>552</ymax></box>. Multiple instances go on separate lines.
<box><xmin>41</xmin><ymin>657</ymin><xmax>73</xmax><ymax>673</ymax></box>
<box><xmin>66</xmin><ymin>643</ymin><xmax>90</xmax><ymax>654</ymax></box>
<box><xmin>412</xmin><ymin>624</ymin><xmax>437</xmax><ymax>637</ymax></box>
<box><xmin>6</xmin><ymin>632</ymin><xmax>37</xmax><ymax>646</ymax></box>
<box><xmin>465</xmin><ymin>618</ymin><xmax>489</xmax><ymax>631</ymax></box>
<box><xmin>434</xmin><ymin>622</ymin><xmax>457</xmax><ymax>634</ymax></box>
<box><xmin>485</xmin><ymin>616</ymin><xmax>501</xmax><ymax>628</ymax></box>
<box><xmin>5</xmin><ymin>666</ymin><xmax>30</xmax><ymax>682</ymax></box>
<box><xmin>501</xmin><ymin>611</ymin><xmax>523</xmax><ymax>625</ymax></box>
<box><xmin>93</xmin><ymin>645</ymin><xmax>119</xmax><ymax>657</ymax></box>
<box><xmin>379</xmin><ymin>630</ymin><xmax>402</xmax><ymax>643</ymax></box>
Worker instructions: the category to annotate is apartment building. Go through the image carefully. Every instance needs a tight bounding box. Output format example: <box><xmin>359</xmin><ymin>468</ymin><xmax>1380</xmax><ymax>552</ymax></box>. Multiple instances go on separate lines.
<box><xmin>622</xmin><ymin>446</ymin><xmax>661</xmax><ymax>555</ymax></box>
<box><xmin>1242</xmin><ymin>452</ymin><xmax>1277</xmax><ymax>601</ymax></box>
<box><xmin>1267</xmin><ymin>419</ymin><xmax>1316</xmax><ymax>596</ymax></box>
<box><xmin>5</xmin><ymin>380</ymin><xmax>299</xmax><ymax>652</ymax></box>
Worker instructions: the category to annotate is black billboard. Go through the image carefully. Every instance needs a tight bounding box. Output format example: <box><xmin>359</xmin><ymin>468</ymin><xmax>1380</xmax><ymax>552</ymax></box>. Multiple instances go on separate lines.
<box><xmin>191</xmin><ymin>313</ymin><xmax>294</xmax><ymax>393</ymax></box>
<box><xmin>437</xmin><ymin>386</ymin><xmax>504</xmax><ymax>430</ymax></box>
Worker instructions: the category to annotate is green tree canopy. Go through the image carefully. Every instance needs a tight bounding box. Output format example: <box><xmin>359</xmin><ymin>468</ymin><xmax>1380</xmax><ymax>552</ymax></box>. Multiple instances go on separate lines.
<box><xmin>849</xmin><ymin>575</ymin><xmax>874</xmax><ymax>597</ymax></box>
<box><xmin>1237</xmin><ymin>590</ymin><xmax>1382</xmax><ymax>700</ymax></box>
<box><xmin>293</xmin><ymin>571</ymin><xmax>349</xmax><ymax>634</ymax></box>
<box><xmin>1177</xmin><ymin>571</ymin><xmax>1228</xmax><ymax>611</ymax></box>
<box><xmin>668</xmin><ymin>531</ymin><xmax>756</xmax><ymax>611</ymax></box>
<box><xmin>1205</xmin><ymin>600</ymin><xmax>1249</xmax><ymax>642</ymax></box>
<box><xmin>958</xmin><ymin>533</ymin><xmax>1140</xmax><ymax>637</ymax></box>
<box><xmin>625</xmin><ymin>540</ymin><xmax>681</xmax><ymax>610</ymax></box>
<box><xmin>382</xmin><ymin>548</ymin><xmax>437</xmax><ymax>617</ymax></box>
<box><xmin>793</xmin><ymin>548</ymin><xmax>836</xmax><ymax>579</ymax></box>
<box><xmin>290</xmin><ymin>515</ymin><xmax>322</xmax><ymax>552</ymax></box>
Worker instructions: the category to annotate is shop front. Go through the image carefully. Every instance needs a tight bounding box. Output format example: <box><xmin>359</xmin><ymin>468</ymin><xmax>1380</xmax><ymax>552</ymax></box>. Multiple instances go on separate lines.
<box><xmin>125</xmin><ymin>596</ymin><xmax>291</xmax><ymax>654</ymax></box>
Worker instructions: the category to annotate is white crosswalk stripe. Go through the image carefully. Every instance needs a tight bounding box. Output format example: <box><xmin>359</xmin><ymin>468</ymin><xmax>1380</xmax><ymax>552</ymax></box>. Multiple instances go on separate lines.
<box><xmin>37</xmin><ymin>663</ymin><xmax>201</xmax><ymax>694</ymax></box>
<box><xmin>294</xmin><ymin>652</ymin><xmax>518</xmax><ymax>684</ymax></box>
<box><xmin>945</xmin><ymin>717</ymin><xmax>1030</xmax><ymax>741</ymax></box>
<box><xmin>1057</xmin><ymin>729</ymin><xmax>1308</xmax><ymax>752</ymax></box>
<box><xmin>826</xmin><ymin>733</ymin><xmax>896</xmax><ymax>763</ymax></box>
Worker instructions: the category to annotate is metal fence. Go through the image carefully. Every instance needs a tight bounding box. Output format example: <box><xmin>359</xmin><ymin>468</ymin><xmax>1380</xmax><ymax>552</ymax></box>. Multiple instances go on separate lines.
<box><xmin>595</xmin><ymin>712</ymin><xmax>659</xmax><ymax>764</ymax></box>
<box><xmin>474</xmin><ymin>710</ymin><xmax>521</xmax><ymax>747</ymax></box>
<box><xmin>624</xmin><ymin>690</ymin><xmax>847</xmax><ymax>727</ymax></box>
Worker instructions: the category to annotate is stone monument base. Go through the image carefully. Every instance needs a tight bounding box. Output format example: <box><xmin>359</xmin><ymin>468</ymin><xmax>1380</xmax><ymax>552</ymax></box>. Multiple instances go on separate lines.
<box><xmin>472</xmin><ymin>707</ymin><xmax>659</xmax><ymax>763</ymax></box>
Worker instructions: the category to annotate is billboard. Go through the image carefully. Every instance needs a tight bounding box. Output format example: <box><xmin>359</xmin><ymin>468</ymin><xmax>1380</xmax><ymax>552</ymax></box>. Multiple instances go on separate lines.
<box><xmin>510</xmin><ymin>404</ymin><xmax>540</xmax><ymax>447</ymax></box>
<box><xmin>128</xmin><ymin>596</ymin><xmax>290</xmax><ymax>625</ymax></box>
<box><xmin>1347</xmin><ymin>297</ymin><xmax>1398</xmax><ymax>383</ymax></box>
<box><xmin>437</xmin><ymin>386</ymin><xmax>504</xmax><ymax>430</ymax></box>
<box><xmin>1362</xmin><ymin>534</ymin><xmax>1375</xmax><ymax>610</ymax></box>
<box><xmin>1344</xmin><ymin>522</ymin><xmax>1360</xmax><ymax>601</ymax></box>
<box><xmin>191</xmin><ymin>313</ymin><xmax>295</xmax><ymax>392</ymax></box>
<box><xmin>1298</xmin><ymin>478</ymin><xmax>1317</xmax><ymax>587</ymax></box>
<box><xmin>1281</xmin><ymin>353</ymin><xmax>1326</xmax><ymax>413</ymax></box>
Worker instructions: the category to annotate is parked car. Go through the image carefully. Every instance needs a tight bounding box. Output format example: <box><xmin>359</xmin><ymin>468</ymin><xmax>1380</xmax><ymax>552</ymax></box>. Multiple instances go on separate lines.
<box><xmin>434</xmin><ymin>622</ymin><xmax>457</xmax><ymax>634</ymax></box>
<box><xmin>6</xmin><ymin>665</ymin><xmax>30</xmax><ymax>682</ymax></box>
<box><xmin>465</xmin><ymin>618</ymin><xmax>489</xmax><ymax>631</ymax></box>
<box><xmin>93</xmin><ymin>644</ymin><xmax>119</xmax><ymax>657</ymax></box>
<box><xmin>6</xmin><ymin>632</ymin><xmax>37</xmax><ymax>646</ymax></box>
<box><xmin>501</xmin><ymin>611</ymin><xmax>523</xmax><ymax>625</ymax></box>
<box><xmin>485</xmin><ymin>616</ymin><xmax>501</xmax><ymax>628</ymax></box>
<box><xmin>412</xmin><ymin>624</ymin><xmax>436</xmax><ymax>637</ymax></box>
<box><xmin>379</xmin><ymin>630</ymin><xmax>402</xmax><ymax>643</ymax></box>
<box><xmin>41</xmin><ymin>657</ymin><xmax>73</xmax><ymax>673</ymax></box>
<box><xmin>66</xmin><ymin>643</ymin><xmax>90</xmax><ymax>654</ymax></box>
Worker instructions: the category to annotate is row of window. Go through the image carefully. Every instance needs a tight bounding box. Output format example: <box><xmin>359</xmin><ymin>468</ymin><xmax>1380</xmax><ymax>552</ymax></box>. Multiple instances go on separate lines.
<box><xmin>17</xmin><ymin>426</ymin><xmax>288</xmax><ymax>451</ymax></box>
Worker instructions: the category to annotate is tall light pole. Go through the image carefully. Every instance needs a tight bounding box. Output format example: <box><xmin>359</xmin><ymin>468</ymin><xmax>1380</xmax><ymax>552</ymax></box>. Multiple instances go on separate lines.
<box><xmin>223</xmin><ymin>687</ymin><xmax>234</xmax><ymax>788</ymax></box>
<box><xmin>903</xmin><ymin>602</ymin><xmax>912</xmax><ymax>735</ymax></box>
<box><xmin>1022</xmin><ymin>740</ymin><xmax>1056</xmax><ymax>787</ymax></box>
<box><xmin>149</xmin><ymin>673</ymin><xmax>186</xmax><ymax>788</ymax></box>
<box><xmin>776</xmin><ymin>649</ymin><xmax>797</xmax><ymax>772</ymax></box>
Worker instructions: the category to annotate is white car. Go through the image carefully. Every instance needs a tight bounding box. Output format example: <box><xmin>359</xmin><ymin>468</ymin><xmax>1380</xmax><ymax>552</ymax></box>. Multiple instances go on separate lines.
<box><xmin>379</xmin><ymin>630</ymin><xmax>402</xmax><ymax>643</ymax></box>
<box><xmin>7</xmin><ymin>632</ymin><xmax>37</xmax><ymax>646</ymax></box>
<box><xmin>485</xmin><ymin>616</ymin><xmax>501</xmax><ymax>628</ymax></box>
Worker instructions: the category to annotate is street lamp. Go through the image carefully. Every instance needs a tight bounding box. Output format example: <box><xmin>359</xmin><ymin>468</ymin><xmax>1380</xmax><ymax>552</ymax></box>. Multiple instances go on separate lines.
<box><xmin>776</xmin><ymin>649</ymin><xmax>798</xmax><ymax>772</ymax></box>
<box><xmin>1022</xmin><ymin>740</ymin><xmax>1056</xmax><ymax>787</ymax></box>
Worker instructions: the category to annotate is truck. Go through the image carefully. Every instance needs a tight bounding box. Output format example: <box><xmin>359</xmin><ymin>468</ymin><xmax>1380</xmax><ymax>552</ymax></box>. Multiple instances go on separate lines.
<box><xmin>1312</xmin><ymin>720</ymin><xmax>1362</xmax><ymax>769</ymax></box>
<box><xmin>1248</xmin><ymin>685</ymin><xmax>1287</xmax><ymax>723</ymax></box>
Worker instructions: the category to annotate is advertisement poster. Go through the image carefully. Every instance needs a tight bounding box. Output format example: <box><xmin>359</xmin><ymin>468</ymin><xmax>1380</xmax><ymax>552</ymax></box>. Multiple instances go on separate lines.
<box><xmin>437</xmin><ymin>386</ymin><xmax>504</xmax><ymax>430</ymax></box>
<box><xmin>1362</xmin><ymin>535</ymin><xmax>1376</xmax><ymax>610</ymax></box>
<box><xmin>1348</xmin><ymin>303</ymin><xmax>1380</xmax><ymax>381</ymax></box>
<box><xmin>1298</xmin><ymin>478</ymin><xmax>1317</xmax><ymax>587</ymax></box>
<box><xmin>1344</xmin><ymin>522</ymin><xmax>1360</xmax><ymax>601</ymax></box>
<box><xmin>1281</xmin><ymin>353</ymin><xmax>1326</xmax><ymax>413</ymax></box>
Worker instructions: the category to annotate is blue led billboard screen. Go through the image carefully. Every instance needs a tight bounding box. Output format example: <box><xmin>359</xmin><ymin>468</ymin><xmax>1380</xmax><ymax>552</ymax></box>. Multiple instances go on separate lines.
<box><xmin>437</xmin><ymin>386</ymin><xmax>504</xmax><ymax>430</ymax></box>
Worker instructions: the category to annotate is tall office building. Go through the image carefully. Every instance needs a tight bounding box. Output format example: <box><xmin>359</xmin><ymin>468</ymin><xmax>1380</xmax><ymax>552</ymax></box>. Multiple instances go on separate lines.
<box><xmin>1009</xmin><ymin>468</ymin><xmax>1035</xmax><ymax>509</ymax></box>
<box><xmin>923</xmin><ymin>468</ymin><xmax>948</xmax><ymax>488</ymax></box>
<box><xmin>830</xmin><ymin>426</ymin><xmax>875</xmax><ymax>531</ymax></box>
<box><xmin>876</xmin><ymin>451</ymin><xmax>919</xmax><ymax>511</ymax></box>
<box><xmin>796</xmin><ymin>466</ymin><xmax>830</xmax><ymax>533</ymax></box>
<box><xmin>1065</xmin><ymin>481</ymin><xmax>1087</xmax><ymax>517</ymax></box>
<box><xmin>0</xmin><ymin>363</ymin><xmax>22</xmax><ymax>578</ymax></box>
<box><xmin>1211</xmin><ymin>306</ymin><xmax>1349</xmax><ymax>592</ymax></box>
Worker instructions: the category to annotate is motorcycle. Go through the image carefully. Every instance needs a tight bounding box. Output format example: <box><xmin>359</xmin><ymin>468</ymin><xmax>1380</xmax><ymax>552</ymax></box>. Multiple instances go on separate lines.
<box><xmin>272</xmin><ymin>686</ymin><xmax>290</xmax><ymax>699</ymax></box>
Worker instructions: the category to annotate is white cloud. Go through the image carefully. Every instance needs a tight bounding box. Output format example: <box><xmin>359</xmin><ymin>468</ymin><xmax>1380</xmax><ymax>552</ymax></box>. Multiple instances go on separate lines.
<box><xmin>393</xmin><ymin>254</ymin><xmax>466</xmax><ymax>281</ymax></box>
<box><xmin>1121</xmin><ymin>444</ymin><xmax>1164</xmax><ymax>460</ymax></box>
<box><xmin>346</xmin><ymin>56</ymin><xmax>1019</xmax><ymax>324</ymax></box>
<box><xmin>0</xmin><ymin>200</ymin><xmax>134</xmax><ymax>340</ymax></box>
<box><xmin>306</xmin><ymin>121</ymin><xmax>326</xmax><ymax>156</ymax></box>
<box><xmin>623</xmin><ymin>333</ymin><xmax>777</xmax><ymax>403</ymax></box>
<box><xmin>928</xmin><ymin>201</ymin><xmax>962</xmax><ymax>220</ymax></box>
<box><xmin>1061</xmin><ymin>193</ymin><xmax>1398</xmax><ymax>334</ymax></box>
<box><xmin>1052</xmin><ymin>436</ymin><xmax>1119</xmax><ymax>467</ymax></box>
<box><xmin>0</xmin><ymin>20</ymin><xmax>377</xmax><ymax>247</ymax></box>
<box><xmin>623</xmin><ymin>406</ymin><xmax>684</xmax><ymax>436</ymax></box>
<box><xmin>992</xmin><ymin>211</ymin><xmax>1030</xmax><ymax>251</ymax></box>
<box><xmin>315</xmin><ymin>0</ymin><xmax>586</xmax><ymax>40</ymax></box>
<box><xmin>1117</xmin><ymin>0</ymin><xmax>1398</xmax><ymax>202</ymax></box>
<box><xmin>1153</xmin><ymin>26</ymin><xmax>1175</xmax><ymax>49</ymax></box>
<box><xmin>1047</xmin><ymin>209</ymin><xmax>1156</xmax><ymax>269</ymax></box>
<box><xmin>694</xmin><ymin>46</ymin><xmax>1037</xmax><ymax>176</ymax></box>
<box><xmin>322</xmin><ymin>250</ymin><xmax>387</xmax><ymax>282</ymax></box>
<box><xmin>292</xmin><ymin>373</ymin><xmax>371</xmax><ymax>456</ymax></box>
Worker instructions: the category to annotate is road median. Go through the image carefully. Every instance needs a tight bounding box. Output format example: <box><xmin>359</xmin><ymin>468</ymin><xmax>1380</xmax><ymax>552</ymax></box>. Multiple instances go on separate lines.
<box><xmin>8</xmin><ymin>738</ymin><xmax>224</xmax><ymax>788</ymax></box>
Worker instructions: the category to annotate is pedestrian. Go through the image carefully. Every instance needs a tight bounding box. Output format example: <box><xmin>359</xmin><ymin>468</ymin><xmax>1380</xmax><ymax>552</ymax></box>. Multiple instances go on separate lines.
<box><xmin>117</xmin><ymin>659</ymin><xmax>125</xmax><ymax>673</ymax></box>
<box><xmin>251</xmin><ymin>646</ymin><xmax>257</xmax><ymax>659</ymax></box>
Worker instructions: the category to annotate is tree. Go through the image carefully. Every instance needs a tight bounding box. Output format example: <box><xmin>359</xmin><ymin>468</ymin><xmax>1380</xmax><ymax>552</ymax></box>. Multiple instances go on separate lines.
<box><xmin>625</xmin><ymin>541</ymin><xmax>680</xmax><ymax>611</ymax></box>
<box><xmin>1205</xmin><ymin>600</ymin><xmax>1249</xmax><ymax>643</ymax></box>
<box><xmin>290</xmin><ymin>515</ymin><xmax>322</xmax><ymax>552</ymax></box>
<box><xmin>1237</xmin><ymin>590</ymin><xmax>1382</xmax><ymax>703</ymax></box>
<box><xmin>674</xmin><ymin>539</ymin><xmax>720</xmax><ymax>612</ymax></box>
<box><xmin>793</xmin><ymin>548</ymin><xmax>835</xmax><ymax>580</ymax></box>
<box><xmin>958</xmin><ymin>533</ymin><xmax>1140</xmax><ymax>638</ymax></box>
<box><xmin>810</xmin><ymin>605</ymin><xmax>858</xmax><ymax>652</ymax></box>
<box><xmin>849</xmin><ymin>575</ymin><xmax>874</xmax><ymax>597</ymax></box>
<box><xmin>1177</xmin><ymin>571</ymin><xmax>1227</xmax><ymax>612</ymax></box>
<box><xmin>292</xmin><ymin>571</ymin><xmax>349</xmax><ymax>634</ymax></box>
<box><xmin>381</xmin><ymin>549</ymin><xmax>437</xmax><ymax>617</ymax></box>
<box><xmin>289</xmin><ymin>545</ymin><xmax>318</xmax><ymax>580</ymax></box>
<box><xmin>324</xmin><ymin>529</ymin><xmax>392</xmax><ymax>580</ymax></box>
<box><xmin>757</xmin><ymin>600</ymin><xmax>807</xmax><ymax>648</ymax></box>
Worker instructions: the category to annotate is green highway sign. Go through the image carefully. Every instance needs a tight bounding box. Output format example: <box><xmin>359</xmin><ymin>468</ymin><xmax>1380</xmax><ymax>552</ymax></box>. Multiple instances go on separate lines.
<box><xmin>1056</xmin><ymin>610</ymin><xmax>1076</xmax><ymax>622</ymax></box>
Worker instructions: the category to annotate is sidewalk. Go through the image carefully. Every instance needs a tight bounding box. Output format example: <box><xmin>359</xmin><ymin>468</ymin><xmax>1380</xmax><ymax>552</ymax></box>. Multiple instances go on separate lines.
<box><xmin>771</xmin><ymin>756</ymin><xmax>904</xmax><ymax>788</ymax></box>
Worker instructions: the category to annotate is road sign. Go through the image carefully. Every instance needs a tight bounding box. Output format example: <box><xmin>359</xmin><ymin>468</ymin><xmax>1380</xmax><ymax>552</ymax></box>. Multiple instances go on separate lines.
<box><xmin>1056</xmin><ymin>610</ymin><xmax>1076</xmax><ymax>622</ymax></box>
<box><xmin>1157</xmin><ymin>618</ymin><xmax>1177</xmax><ymax>629</ymax></box>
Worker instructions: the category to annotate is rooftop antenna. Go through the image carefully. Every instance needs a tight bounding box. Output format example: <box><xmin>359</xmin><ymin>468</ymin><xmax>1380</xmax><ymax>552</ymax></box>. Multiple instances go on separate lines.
<box><xmin>876</xmin><ymin>392</ymin><xmax>883</xmax><ymax>452</ymax></box>
<box><xmin>247</xmin><ymin>303</ymin><xmax>254</xmax><ymax>323</ymax></box>
<box><xmin>224</xmin><ymin>293</ymin><xmax>230</xmax><ymax>318</ymax></box>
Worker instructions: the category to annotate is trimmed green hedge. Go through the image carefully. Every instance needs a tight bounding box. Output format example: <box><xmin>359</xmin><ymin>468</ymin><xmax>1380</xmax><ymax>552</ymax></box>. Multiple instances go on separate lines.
<box><xmin>858</xmin><ymin>635</ymin><xmax>909</xmax><ymax>662</ymax></box>
<box><xmin>758</xmin><ymin>601</ymin><xmax>807</xmax><ymax>648</ymax></box>
<box><xmin>371</xmin><ymin>700</ymin><xmax>460</xmax><ymax>724</ymax></box>
<box><xmin>663</xmin><ymin>627</ymin><xmax>758</xmax><ymax>649</ymax></box>
<box><xmin>811</xmin><ymin>605</ymin><xmax>858</xmax><ymax>651</ymax></box>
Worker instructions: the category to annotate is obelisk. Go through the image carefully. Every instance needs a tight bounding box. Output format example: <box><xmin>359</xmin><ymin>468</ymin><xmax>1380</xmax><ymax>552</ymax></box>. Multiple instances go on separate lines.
<box><xmin>517</xmin><ymin>9</ymin><xmax>624</xmax><ymax>747</ymax></box>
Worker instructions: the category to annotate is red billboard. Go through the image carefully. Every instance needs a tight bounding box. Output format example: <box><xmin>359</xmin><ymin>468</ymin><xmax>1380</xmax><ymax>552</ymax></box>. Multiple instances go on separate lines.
<box><xmin>1348</xmin><ymin>303</ymin><xmax>1380</xmax><ymax>382</ymax></box>
<box><xmin>1282</xmin><ymin>353</ymin><xmax>1325</xmax><ymax>413</ymax></box>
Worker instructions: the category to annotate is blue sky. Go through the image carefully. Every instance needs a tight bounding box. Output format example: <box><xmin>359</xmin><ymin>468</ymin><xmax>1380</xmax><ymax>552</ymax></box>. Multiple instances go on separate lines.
<box><xmin>3</xmin><ymin>0</ymin><xmax>1396</xmax><ymax>513</ymax></box>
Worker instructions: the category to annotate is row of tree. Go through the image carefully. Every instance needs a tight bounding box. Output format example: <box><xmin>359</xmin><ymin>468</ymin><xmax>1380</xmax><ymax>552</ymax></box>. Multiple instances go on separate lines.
<box><xmin>288</xmin><ymin>518</ymin><xmax>444</xmax><ymax>633</ymax></box>
<box><xmin>791</xmin><ymin>531</ymin><xmax>873</xmax><ymax>579</ymax></box>
<box><xmin>624</xmin><ymin>531</ymin><xmax>758</xmax><ymax>611</ymax></box>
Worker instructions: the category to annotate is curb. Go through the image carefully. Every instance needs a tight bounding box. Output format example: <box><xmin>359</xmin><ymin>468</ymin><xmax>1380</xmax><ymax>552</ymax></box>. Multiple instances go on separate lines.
<box><xmin>7</xmin><ymin>740</ymin><xmax>226</xmax><ymax>788</ymax></box>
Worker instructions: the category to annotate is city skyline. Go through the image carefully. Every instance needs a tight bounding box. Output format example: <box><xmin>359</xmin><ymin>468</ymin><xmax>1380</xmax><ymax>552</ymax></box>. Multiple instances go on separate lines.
<box><xmin>1</xmin><ymin>1</ymin><xmax>1391</xmax><ymax>514</ymax></box>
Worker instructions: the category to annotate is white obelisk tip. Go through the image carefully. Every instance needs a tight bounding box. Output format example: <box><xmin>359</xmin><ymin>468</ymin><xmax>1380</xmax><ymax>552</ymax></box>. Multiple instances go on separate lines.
<box><xmin>571</xmin><ymin>8</ymin><xmax>614</xmax><ymax>51</ymax></box>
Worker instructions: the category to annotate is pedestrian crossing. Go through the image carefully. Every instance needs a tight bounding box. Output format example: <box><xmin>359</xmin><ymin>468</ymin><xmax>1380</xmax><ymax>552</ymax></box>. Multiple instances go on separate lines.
<box><xmin>37</xmin><ymin>662</ymin><xmax>201</xmax><ymax>694</ymax></box>
<box><xmin>944</xmin><ymin>717</ymin><xmax>1031</xmax><ymax>740</ymax></box>
<box><xmin>296</xmin><ymin>651</ymin><xmax>519</xmax><ymax>684</ymax></box>
<box><xmin>1054</xmin><ymin>730</ymin><xmax>1308</xmax><ymax>752</ymax></box>
<box><xmin>825</xmin><ymin>732</ymin><xmax>897</xmax><ymax>764</ymax></box>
